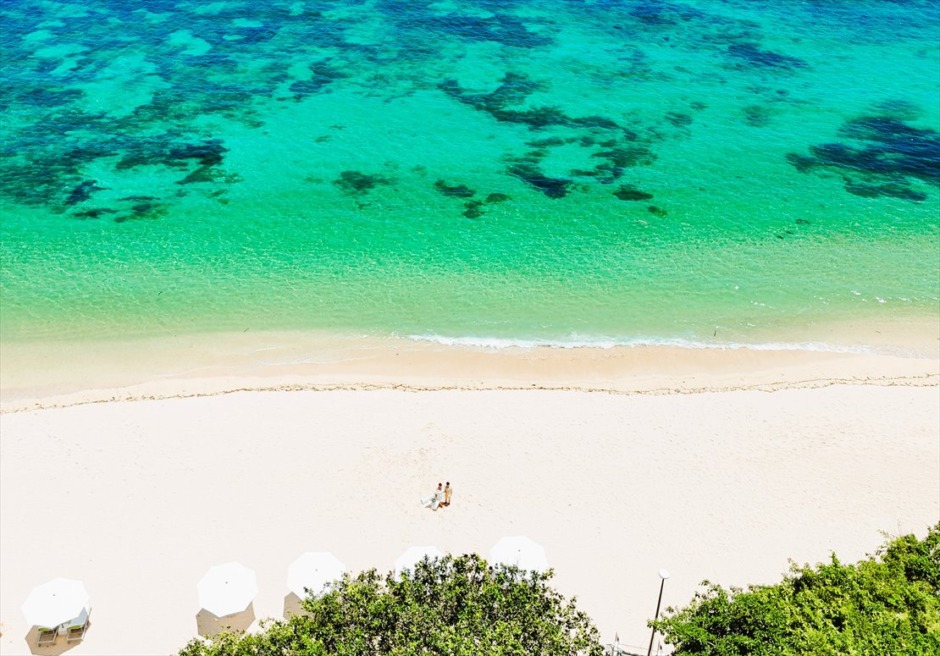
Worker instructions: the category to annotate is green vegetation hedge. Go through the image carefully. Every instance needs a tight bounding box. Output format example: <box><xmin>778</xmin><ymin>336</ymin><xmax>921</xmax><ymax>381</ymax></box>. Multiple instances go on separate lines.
<box><xmin>179</xmin><ymin>553</ymin><xmax>603</xmax><ymax>656</ymax></box>
<box><xmin>653</xmin><ymin>524</ymin><xmax>940</xmax><ymax>655</ymax></box>
<box><xmin>179</xmin><ymin>526</ymin><xmax>939</xmax><ymax>655</ymax></box>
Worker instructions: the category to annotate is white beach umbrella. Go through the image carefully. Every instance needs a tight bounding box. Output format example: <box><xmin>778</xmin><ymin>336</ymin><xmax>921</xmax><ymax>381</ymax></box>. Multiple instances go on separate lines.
<box><xmin>197</xmin><ymin>562</ymin><xmax>258</xmax><ymax>617</ymax></box>
<box><xmin>22</xmin><ymin>578</ymin><xmax>91</xmax><ymax>629</ymax></box>
<box><xmin>287</xmin><ymin>552</ymin><xmax>346</xmax><ymax>598</ymax></box>
<box><xmin>489</xmin><ymin>536</ymin><xmax>549</xmax><ymax>572</ymax></box>
<box><xmin>394</xmin><ymin>545</ymin><xmax>444</xmax><ymax>576</ymax></box>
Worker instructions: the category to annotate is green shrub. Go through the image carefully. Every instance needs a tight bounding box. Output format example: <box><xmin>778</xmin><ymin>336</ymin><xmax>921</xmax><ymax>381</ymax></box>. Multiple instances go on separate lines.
<box><xmin>654</xmin><ymin>524</ymin><xmax>940</xmax><ymax>655</ymax></box>
<box><xmin>179</xmin><ymin>553</ymin><xmax>603</xmax><ymax>656</ymax></box>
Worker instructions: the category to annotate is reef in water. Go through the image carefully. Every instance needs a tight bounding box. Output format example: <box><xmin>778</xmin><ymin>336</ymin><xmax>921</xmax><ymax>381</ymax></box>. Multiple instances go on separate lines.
<box><xmin>742</xmin><ymin>104</ymin><xmax>773</xmax><ymax>127</ymax></box>
<box><xmin>65</xmin><ymin>179</ymin><xmax>105</xmax><ymax>206</ymax></box>
<box><xmin>726</xmin><ymin>43</ymin><xmax>808</xmax><ymax>70</ymax></box>
<box><xmin>787</xmin><ymin>113</ymin><xmax>939</xmax><ymax>202</ymax></box>
<box><xmin>614</xmin><ymin>185</ymin><xmax>654</xmax><ymax>201</ymax></box>
<box><xmin>843</xmin><ymin>181</ymin><xmax>927</xmax><ymax>202</ymax></box>
<box><xmin>508</xmin><ymin>163</ymin><xmax>571</xmax><ymax>199</ymax></box>
<box><xmin>666</xmin><ymin>112</ymin><xmax>693</xmax><ymax>128</ymax></box>
<box><xmin>289</xmin><ymin>61</ymin><xmax>349</xmax><ymax>99</ymax></box>
<box><xmin>414</xmin><ymin>12</ymin><xmax>553</xmax><ymax>48</ymax></box>
<box><xmin>438</xmin><ymin>74</ymin><xmax>624</xmax><ymax>133</ymax></box>
<box><xmin>434</xmin><ymin>180</ymin><xmax>476</xmax><ymax>198</ymax></box>
<box><xmin>593</xmin><ymin>146</ymin><xmax>656</xmax><ymax>170</ymax></box>
<box><xmin>113</xmin><ymin>200</ymin><xmax>168</xmax><ymax>223</ymax></box>
<box><xmin>333</xmin><ymin>170</ymin><xmax>395</xmax><ymax>196</ymax></box>
<box><xmin>73</xmin><ymin>208</ymin><xmax>118</xmax><ymax>220</ymax></box>
<box><xmin>462</xmin><ymin>200</ymin><xmax>485</xmax><ymax>219</ymax></box>
<box><xmin>628</xmin><ymin>0</ymin><xmax>707</xmax><ymax>27</ymax></box>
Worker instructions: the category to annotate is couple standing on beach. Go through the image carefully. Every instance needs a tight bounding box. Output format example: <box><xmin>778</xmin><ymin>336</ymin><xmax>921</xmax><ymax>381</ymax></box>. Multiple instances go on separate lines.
<box><xmin>423</xmin><ymin>482</ymin><xmax>452</xmax><ymax>511</ymax></box>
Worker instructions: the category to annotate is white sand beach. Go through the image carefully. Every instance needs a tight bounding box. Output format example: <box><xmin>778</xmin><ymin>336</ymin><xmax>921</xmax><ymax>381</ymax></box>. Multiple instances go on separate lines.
<box><xmin>1</xmin><ymin>330</ymin><xmax>938</xmax><ymax>655</ymax></box>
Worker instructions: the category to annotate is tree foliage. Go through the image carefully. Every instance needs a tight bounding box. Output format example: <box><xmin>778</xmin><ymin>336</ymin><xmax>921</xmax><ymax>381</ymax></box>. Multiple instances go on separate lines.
<box><xmin>653</xmin><ymin>524</ymin><xmax>940</xmax><ymax>655</ymax></box>
<box><xmin>179</xmin><ymin>553</ymin><xmax>603</xmax><ymax>656</ymax></box>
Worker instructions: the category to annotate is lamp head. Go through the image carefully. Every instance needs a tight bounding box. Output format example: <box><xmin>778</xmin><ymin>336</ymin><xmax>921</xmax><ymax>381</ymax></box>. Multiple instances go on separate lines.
<box><xmin>658</xmin><ymin>568</ymin><xmax>670</xmax><ymax>580</ymax></box>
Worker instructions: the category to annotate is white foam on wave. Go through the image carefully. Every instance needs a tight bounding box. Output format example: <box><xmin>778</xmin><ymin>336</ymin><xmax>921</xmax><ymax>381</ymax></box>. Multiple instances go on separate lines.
<box><xmin>404</xmin><ymin>333</ymin><xmax>877</xmax><ymax>355</ymax></box>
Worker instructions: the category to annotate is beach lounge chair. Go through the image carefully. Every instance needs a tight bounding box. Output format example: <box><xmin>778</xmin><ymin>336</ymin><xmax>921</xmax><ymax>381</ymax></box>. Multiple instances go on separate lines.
<box><xmin>36</xmin><ymin>627</ymin><xmax>57</xmax><ymax>647</ymax></box>
<box><xmin>66</xmin><ymin>619</ymin><xmax>88</xmax><ymax>643</ymax></box>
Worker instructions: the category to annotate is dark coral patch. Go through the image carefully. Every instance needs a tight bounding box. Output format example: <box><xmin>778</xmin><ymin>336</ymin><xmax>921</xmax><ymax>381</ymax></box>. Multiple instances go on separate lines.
<box><xmin>481</xmin><ymin>72</ymin><xmax>548</xmax><ymax>108</ymax></box>
<box><xmin>647</xmin><ymin>205</ymin><xmax>668</xmax><ymax>217</ymax></box>
<box><xmin>439</xmin><ymin>75</ymin><xmax>624</xmax><ymax>133</ymax></box>
<box><xmin>727</xmin><ymin>43</ymin><xmax>808</xmax><ymax>70</ymax></box>
<box><xmin>508</xmin><ymin>164</ymin><xmax>571</xmax><ymax>199</ymax></box>
<box><xmin>116</xmin><ymin>139</ymin><xmax>228</xmax><ymax>171</ymax></box>
<box><xmin>495</xmin><ymin>106</ymin><xmax>571</xmax><ymax>130</ymax></box>
<box><xmin>614</xmin><ymin>185</ymin><xmax>654</xmax><ymax>201</ymax></box>
<box><xmin>289</xmin><ymin>61</ymin><xmax>348</xmax><ymax>98</ymax></box>
<box><xmin>585</xmin><ymin>145</ymin><xmax>657</xmax><ymax>183</ymax></box>
<box><xmin>786</xmin><ymin>153</ymin><xmax>815</xmax><ymax>174</ymax></box>
<box><xmin>485</xmin><ymin>193</ymin><xmax>510</xmax><ymax>203</ymax></box>
<box><xmin>571</xmin><ymin>115</ymin><xmax>621</xmax><ymax>130</ymax></box>
<box><xmin>526</xmin><ymin>137</ymin><xmax>567</xmax><ymax>148</ymax></box>
<box><xmin>65</xmin><ymin>179</ymin><xmax>104</xmax><ymax>205</ymax></box>
<box><xmin>333</xmin><ymin>170</ymin><xmax>394</xmax><ymax>196</ymax></box>
<box><xmin>787</xmin><ymin>113</ymin><xmax>940</xmax><ymax>201</ymax></box>
<box><xmin>631</xmin><ymin>4</ymin><xmax>676</xmax><ymax>27</ymax></box>
<box><xmin>177</xmin><ymin>167</ymin><xmax>221</xmax><ymax>185</ymax></box>
<box><xmin>845</xmin><ymin>181</ymin><xmax>927</xmax><ymax>202</ymax></box>
<box><xmin>168</xmin><ymin>141</ymin><xmax>227</xmax><ymax>168</ymax></box>
<box><xmin>114</xmin><ymin>207</ymin><xmax>166</xmax><ymax>223</ymax></box>
<box><xmin>113</xmin><ymin>200</ymin><xmax>169</xmax><ymax>222</ymax></box>
<box><xmin>570</xmin><ymin>168</ymin><xmax>602</xmax><ymax>178</ymax></box>
<box><xmin>417</xmin><ymin>13</ymin><xmax>552</xmax><ymax>48</ymax></box>
<box><xmin>289</xmin><ymin>79</ymin><xmax>329</xmax><ymax>96</ymax></box>
<box><xmin>743</xmin><ymin>104</ymin><xmax>772</xmax><ymax>127</ymax></box>
<box><xmin>61</xmin><ymin>144</ymin><xmax>119</xmax><ymax>169</ymax></box>
<box><xmin>113</xmin><ymin>154</ymin><xmax>156</xmax><ymax>171</ymax></box>
<box><xmin>236</xmin><ymin>26</ymin><xmax>280</xmax><ymax>44</ymax></box>
<box><xmin>73</xmin><ymin>208</ymin><xmax>118</xmax><ymax>220</ymax></box>
<box><xmin>666</xmin><ymin>112</ymin><xmax>693</xmax><ymax>127</ymax></box>
<box><xmin>437</xmin><ymin>73</ymin><xmax>544</xmax><ymax>120</ymax></box>
<box><xmin>437</xmin><ymin>71</ymin><xmax>656</xmax><ymax>196</ymax></box>
<box><xmin>870</xmin><ymin>99</ymin><xmax>921</xmax><ymax>122</ymax></box>
<box><xmin>571</xmin><ymin>162</ymin><xmax>628</xmax><ymax>185</ymax></box>
<box><xmin>838</xmin><ymin>116</ymin><xmax>940</xmax><ymax>181</ymax></box>
<box><xmin>14</xmin><ymin>87</ymin><xmax>85</xmax><ymax>109</ymax></box>
<box><xmin>592</xmin><ymin>147</ymin><xmax>656</xmax><ymax>169</ymax></box>
<box><xmin>462</xmin><ymin>200</ymin><xmax>485</xmax><ymax>219</ymax></box>
<box><xmin>434</xmin><ymin>180</ymin><xmax>475</xmax><ymax>198</ymax></box>
<box><xmin>629</xmin><ymin>0</ymin><xmax>704</xmax><ymax>27</ymax></box>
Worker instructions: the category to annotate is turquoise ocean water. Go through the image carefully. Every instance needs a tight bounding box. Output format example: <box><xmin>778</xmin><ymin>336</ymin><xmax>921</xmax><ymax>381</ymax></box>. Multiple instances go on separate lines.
<box><xmin>1</xmin><ymin>0</ymin><xmax>938</xmax><ymax>347</ymax></box>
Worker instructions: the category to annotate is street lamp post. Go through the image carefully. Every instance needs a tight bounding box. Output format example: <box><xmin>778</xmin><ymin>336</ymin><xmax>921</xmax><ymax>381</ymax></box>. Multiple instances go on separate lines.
<box><xmin>646</xmin><ymin>568</ymin><xmax>670</xmax><ymax>656</ymax></box>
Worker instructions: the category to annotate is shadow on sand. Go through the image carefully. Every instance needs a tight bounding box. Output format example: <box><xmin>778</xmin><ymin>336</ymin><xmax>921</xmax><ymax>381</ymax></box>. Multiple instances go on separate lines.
<box><xmin>283</xmin><ymin>591</ymin><xmax>312</xmax><ymax>619</ymax></box>
<box><xmin>196</xmin><ymin>604</ymin><xmax>256</xmax><ymax>638</ymax></box>
<box><xmin>23</xmin><ymin>625</ymin><xmax>89</xmax><ymax>656</ymax></box>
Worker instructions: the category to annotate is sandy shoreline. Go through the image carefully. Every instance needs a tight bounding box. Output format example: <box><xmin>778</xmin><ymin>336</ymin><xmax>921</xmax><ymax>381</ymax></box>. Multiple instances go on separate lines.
<box><xmin>1</xmin><ymin>329</ymin><xmax>938</xmax><ymax>655</ymax></box>
<box><xmin>2</xmin><ymin>315</ymin><xmax>938</xmax><ymax>412</ymax></box>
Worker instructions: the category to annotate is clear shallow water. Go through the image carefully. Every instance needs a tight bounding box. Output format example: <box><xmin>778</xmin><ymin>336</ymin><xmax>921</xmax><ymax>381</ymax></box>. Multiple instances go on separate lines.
<box><xmin>1</xmin><ymin>0</ymin><xmax>938</xmax><ymax>345</ymax></box>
